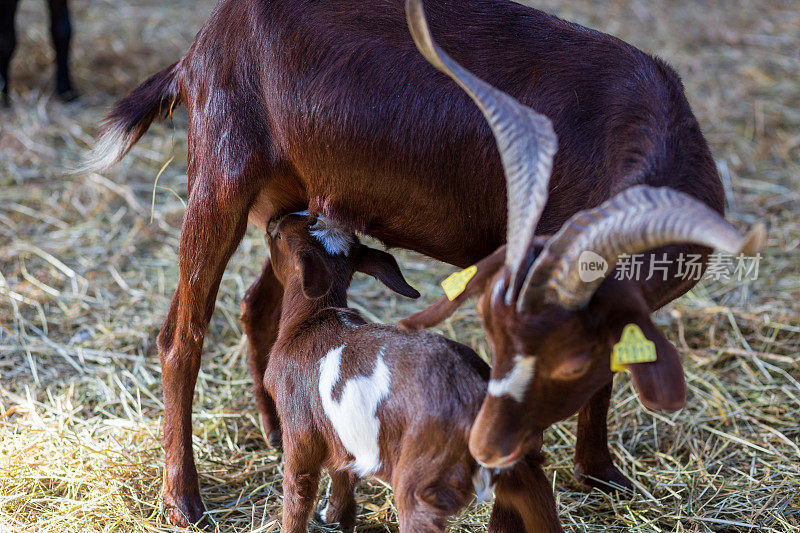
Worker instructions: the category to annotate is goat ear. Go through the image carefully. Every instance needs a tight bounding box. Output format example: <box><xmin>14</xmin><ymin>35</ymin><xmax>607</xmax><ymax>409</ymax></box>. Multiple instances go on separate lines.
<box><xmin>296</xmin><ymin>249</ymin><xmax>333</xmax><ymax>299</ymax></box>
<box><xmin>608</xmin><ymin>313</ymin><xmax>686</xmax><ymax>413</ymax></box>
<box><xmin>398</xmin><ymin>247</ymin><xmax>506</xmax><ymax>332</ymax></box>
<box><xmin>354</xmin><ymin>245</ymin><xmax>421</xmax><ymax>299</ymax></box>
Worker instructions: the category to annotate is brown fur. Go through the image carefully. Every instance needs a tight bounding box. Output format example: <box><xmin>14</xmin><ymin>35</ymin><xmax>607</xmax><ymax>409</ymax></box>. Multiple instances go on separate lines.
<box><xmin>400</xmin><ymin>249</ymin><xmax>690</xmax><ymax>484</ymax></box>
<box><xmin>266</xmin><ymin>214</ymin><xmax>561</xmax><ymax>532</ymax></box>
<box><xmin>92</xmin><ymin>0</ymin><xmax>723</xmax><ymax>522</ymax></box>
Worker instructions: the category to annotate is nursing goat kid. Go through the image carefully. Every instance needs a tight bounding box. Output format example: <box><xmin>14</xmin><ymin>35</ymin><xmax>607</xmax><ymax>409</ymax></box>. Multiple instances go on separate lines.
<box><xmin>264</xmin><ymin>212</ymin><xmax>562</xmax><ymax>533</ymax></box>
<box><xmin>400</xmin><ymin>0</ymin><xmax>766</xmax><ymax>471</ymax></box>
<box><xmin>83</xmin><ymin>0</ymin><xmax>758</xmax><ymax>523</ymax></box>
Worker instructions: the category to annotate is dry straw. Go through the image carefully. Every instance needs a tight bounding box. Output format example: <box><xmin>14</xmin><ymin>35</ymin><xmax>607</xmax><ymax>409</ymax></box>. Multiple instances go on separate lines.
<box><xmin>1</xmin><ymin>0</ymin><xmax>798</xmax><ymax>531</ymax></box>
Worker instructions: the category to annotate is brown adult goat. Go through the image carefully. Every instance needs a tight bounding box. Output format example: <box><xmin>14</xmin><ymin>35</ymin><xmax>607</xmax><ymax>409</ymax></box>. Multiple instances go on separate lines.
<box><xmin>400</xmin><ymin>0</ymin><xmax>764</xmax><ymax>470</ymax></box>
<box><xmin>84</xmin><ymin>0</ymin><xmax>754</xmax><ymax>524</ymax></box>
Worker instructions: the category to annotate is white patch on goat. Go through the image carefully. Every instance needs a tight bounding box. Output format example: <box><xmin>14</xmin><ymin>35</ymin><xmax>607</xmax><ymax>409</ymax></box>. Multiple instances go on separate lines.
<box><xmin>320</xmin><ymin>502</ymin><xmax>331</xmax><ymax>523</ymax></box>
<box><xmin>487</xmin><ymin>355</ymin><xmax>536</xmax><ymax>402</ymax></box>
<box><xmin>310</xmin><ymin>216</ymin><xmax>354</xmax><ymax>256</ymax></box>
<box><xmin>319</xmin><ymin>345</ymin><xmax>391</xmax><ymax>476</ymax></box>
<box><xmin>75</xmin><ymin>125</ymin><xmax>132</xmax><ymax>173</ymax></box>
<box><xmin>472</xmin><ymin>466</ymin><xmax>496</xmax><ymax>503</ymax></box>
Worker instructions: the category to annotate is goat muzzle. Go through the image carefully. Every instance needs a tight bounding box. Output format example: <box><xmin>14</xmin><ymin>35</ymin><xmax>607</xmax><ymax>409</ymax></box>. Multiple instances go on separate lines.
<box><xmin>468</xmin><ymin>400</ymin><xmax>538</xmax><ymax>469</ymax></box>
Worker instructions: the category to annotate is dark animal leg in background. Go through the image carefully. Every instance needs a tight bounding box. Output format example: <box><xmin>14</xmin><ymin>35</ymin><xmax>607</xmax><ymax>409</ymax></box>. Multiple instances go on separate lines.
<box><xmin>47</xmin><ymin>0</ymin><xmax>75</xmax><ymax>100</ymax></box>
<box><xmin>157</xmin><ymin>166</ymin><xmax>254</xmax><ymax>526</ymax></box>
<box><xmin>573</xmin><ymin>382</ymin><xmax>632</xmax><ymax>492</ymax></box>
<box><xmin>240</xmin><ymin>257</ymin><xmax>283</xmax><ymax>448</ymax></box>
<box><xmin>0</xmin><ymin>0</ymin><xmax>19</xmax><ymax>107</ymax></box>
<box><xmin>317</xmin><ymin>469</ymin><xmax>358</xmax><ymax>530</ymax></box>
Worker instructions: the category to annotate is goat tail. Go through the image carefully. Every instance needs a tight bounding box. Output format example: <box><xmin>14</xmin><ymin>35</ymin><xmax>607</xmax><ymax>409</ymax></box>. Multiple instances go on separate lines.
<box><xmin>76</xmin><ymin>62</ymin><xmax>182</xmax><ymax>173</ymax></box>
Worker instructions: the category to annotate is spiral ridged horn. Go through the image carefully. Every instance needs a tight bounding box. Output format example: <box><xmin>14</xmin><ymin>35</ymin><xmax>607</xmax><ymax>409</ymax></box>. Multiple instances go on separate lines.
<box><xmin>406</xmin><ymin>0</ymin><xmax>557</xmax><ymax>301</ymax></box>
<box><xmin>519</xmin><ymin>185</ymin><xmax>767</xmax><ymax>311</ymax></box>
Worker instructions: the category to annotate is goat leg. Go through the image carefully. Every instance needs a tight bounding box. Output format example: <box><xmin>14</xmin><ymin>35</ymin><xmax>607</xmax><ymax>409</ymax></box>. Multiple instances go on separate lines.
<box><xmin>573</xmin><ymin>381</ymin><xmax>632</xmax><ymax>493</ymax></box>
<box><xmin>489</xmin><ymin>448</ymin><xmax>562</xmax><ymax>533</ymax></box>
<box><xmin>158</xmin><ymin>173</ymin><xmax>253</xmax><ymax>526</ymax></box>
<box><xmin>47</xmin><ymin>0</ymin><xmax>75</xmax><ymax>100</ymax></box>
<box><xmin>281</xmin><ymin>440</ymin><xmax>324</xmax><ymax>533</ymax></box>
<box><xmin>0</xmin><ymin>0</ymin><xmax>19</xmax><ymax>107</ymax></box>
<box><xmin>241</xmin><ymin>256</ymin><xmax>283</xmax><ymax>448</ymax></box>
<box><xmin>316</xmin><ymin>469</ymin><xmax>358</xmax><ymax>530</ymax></box>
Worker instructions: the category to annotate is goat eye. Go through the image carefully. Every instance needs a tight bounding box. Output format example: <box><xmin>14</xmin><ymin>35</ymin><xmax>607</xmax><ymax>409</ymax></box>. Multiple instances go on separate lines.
<box><xmin>551</xmin><ymin>353</ymin><xmax>592</xmax><ymax>380</ymax></box>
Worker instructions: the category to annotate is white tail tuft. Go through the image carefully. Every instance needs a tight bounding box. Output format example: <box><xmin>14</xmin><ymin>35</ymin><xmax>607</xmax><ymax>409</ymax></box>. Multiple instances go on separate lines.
<box><xmin>72</xmin><ymin>126</ymin><xmax>133</xmax><ymax>174</ymax></box>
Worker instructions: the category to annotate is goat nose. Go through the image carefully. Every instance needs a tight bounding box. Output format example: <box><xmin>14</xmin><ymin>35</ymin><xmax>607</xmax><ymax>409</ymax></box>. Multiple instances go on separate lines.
<box><xmin>468</xmin><ymin>419</ymin><xmax>526</xmax><ymax>469</ymax></box>
<box><xmin>469</xmin><ymin>435</ymin><xmax>524</xmax><ymax>469</ymax></box>
<box><xmin>469</xmin><ymin>399</ymin><xmax>527</xmax><ymax>468</ymax></box>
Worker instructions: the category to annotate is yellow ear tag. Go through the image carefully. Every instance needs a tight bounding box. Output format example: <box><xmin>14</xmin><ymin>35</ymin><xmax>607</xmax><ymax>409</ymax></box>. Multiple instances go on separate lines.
<box><xmin>441</xmin><ymin>265</ymin><xmax>478</xmax><ymax>301</ymax></box>
<box><xmin>611</xmin><ymin>324</ymin><xmax>657</xmax><ymax>372</ymax></box>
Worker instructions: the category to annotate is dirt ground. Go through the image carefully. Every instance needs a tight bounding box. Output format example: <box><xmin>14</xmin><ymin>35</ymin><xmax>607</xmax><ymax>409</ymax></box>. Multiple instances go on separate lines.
<box><xmin>1</xmin><ymin>0</ymin><xmax>798</xmax><ymax>531</ymax></box>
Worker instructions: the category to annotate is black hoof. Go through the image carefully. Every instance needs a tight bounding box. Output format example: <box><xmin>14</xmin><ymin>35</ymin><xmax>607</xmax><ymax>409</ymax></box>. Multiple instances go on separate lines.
<box><xmin>164</xmin><ymin>491</ymin><xmax>207</xmax><ymax>528</ymax></box>
<box><xmin>574</xmin><ymin>463</ymin><xmax>633</xmax><ymax>494</ymax></box>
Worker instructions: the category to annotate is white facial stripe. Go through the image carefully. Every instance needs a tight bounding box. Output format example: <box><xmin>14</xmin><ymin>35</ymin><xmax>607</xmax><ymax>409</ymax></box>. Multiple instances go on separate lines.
<box><xmin>472</xmin><ymin>466</ymin><xmax>496</xmax><ymax>503</ymax></box>
<box><xmin>487</xmin><ymin>355</ymin><xmax>536</xmax><ymax>402</ymax></box>
<box><xmin>310</xmin><ymin>215</ymin><xmax>354</xmax><ymax>256</ymax></box>
<box><xmin>319</xmin><ymin>345</ymin><xmax>391</xmax><ymax>476</ymax></box>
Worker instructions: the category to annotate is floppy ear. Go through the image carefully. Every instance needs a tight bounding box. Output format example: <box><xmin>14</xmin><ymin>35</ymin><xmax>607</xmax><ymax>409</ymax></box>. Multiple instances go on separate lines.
<box><xmin>354</xmin><ymin>245</ymin><xmax>421</xmax><ymax>299</ymax></box>
<box><xmin>625</xmin><ymin>320</ymin><xmax>685</xmax><ymax>412</ymax></box>
<box><xmin>398</xmin><ymin>246</ymin><xmax>506</xmax><ymax>332</ymax></box>
<box><xmin>602</xmin><ymin>284</ymin><xmax>686</xmax><ymax>412</ymax></box>
<box><xmin>296</xmin><ymin>249</ymin><xmax>334</xmax><ymax>299</ymax></box>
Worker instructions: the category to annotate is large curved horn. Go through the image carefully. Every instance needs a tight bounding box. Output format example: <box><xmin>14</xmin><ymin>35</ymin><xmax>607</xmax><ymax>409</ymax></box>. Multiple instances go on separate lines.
<box><xmin>406</xmin><ymin>0</ymin><xmax>557</xmax><ymax>300</ymax></box>
<box><xmin>519</xmin><ymin>185</ymin><xmax>767</xmax><ymax>311</ymax></box>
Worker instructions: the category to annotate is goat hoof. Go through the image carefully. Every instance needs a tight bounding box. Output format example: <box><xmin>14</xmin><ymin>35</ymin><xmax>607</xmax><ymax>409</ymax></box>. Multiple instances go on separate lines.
<box><xmin>164</xmin><ymin>491</ymin><xmax>206</xmax><ymax>527</ymax></box>
<box><xmin>314</xmin><ymin>501</ymin><xmax>356</xmax><ymax>531</ymax></box>
<box><xmin>574</xmin><ymin>463</ymin><xmax>633</xmax><ymax>494</ymax></box>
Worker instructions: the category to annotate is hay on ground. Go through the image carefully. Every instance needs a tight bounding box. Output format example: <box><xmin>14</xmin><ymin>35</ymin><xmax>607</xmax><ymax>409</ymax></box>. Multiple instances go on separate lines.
<box><xmin>1</xmin><ymin>0</ymin><xmax>798</xmax><ymax>531</ymax></box>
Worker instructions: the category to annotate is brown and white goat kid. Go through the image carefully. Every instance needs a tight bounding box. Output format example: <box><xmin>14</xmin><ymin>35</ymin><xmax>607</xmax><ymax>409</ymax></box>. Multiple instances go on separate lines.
<box><xmin>400</xmin><ymin>0</ymin><xmax>766</xmax><ymax>473</ymax></box>
<box><xmin>264</xmin><ymin>213</ymin><xmax>561</xmax><ymax>533</ymax></box>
